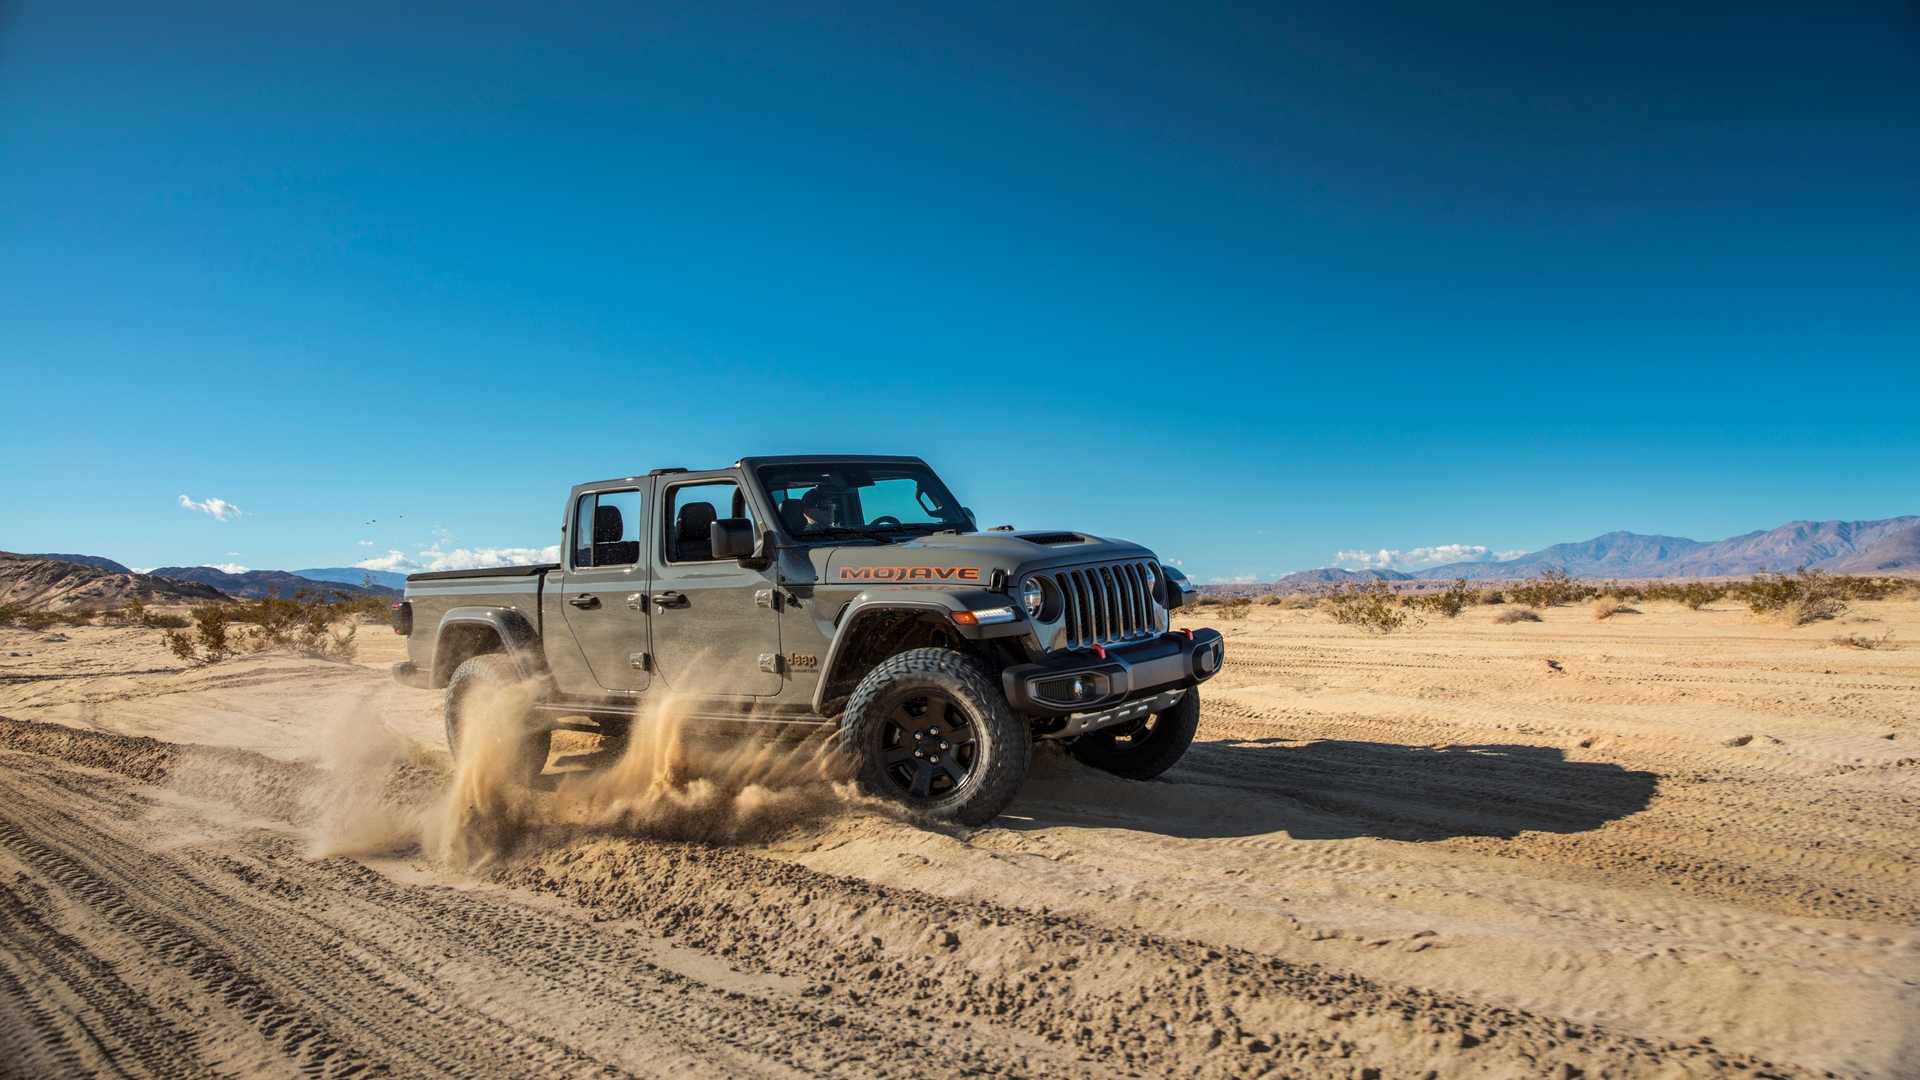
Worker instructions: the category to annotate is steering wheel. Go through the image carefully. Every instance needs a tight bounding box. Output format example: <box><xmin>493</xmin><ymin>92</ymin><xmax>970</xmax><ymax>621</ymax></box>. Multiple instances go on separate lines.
<box><xmin>869</xmin><ymin>515</ymin><xmax>903</xmax><ymax>527</ymax></box>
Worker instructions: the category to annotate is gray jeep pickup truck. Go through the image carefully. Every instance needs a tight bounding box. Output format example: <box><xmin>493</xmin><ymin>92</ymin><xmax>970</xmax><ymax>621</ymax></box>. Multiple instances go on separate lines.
<box><xmin>391</xmin><ymin>455</ymin><xmax>1223</xmax><ymax>824</ymax></box>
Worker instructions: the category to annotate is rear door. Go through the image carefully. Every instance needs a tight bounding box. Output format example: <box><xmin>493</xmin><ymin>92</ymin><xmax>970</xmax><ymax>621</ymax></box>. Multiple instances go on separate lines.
<box><xmin>558</xmin><ymin>483</ymin><xmax>653</xmax><ymax>692</ymax></box>
<box><xmin>649</xmin><ymin>473</ymin><xmax>782</xmax><ymax>696</ymax></box>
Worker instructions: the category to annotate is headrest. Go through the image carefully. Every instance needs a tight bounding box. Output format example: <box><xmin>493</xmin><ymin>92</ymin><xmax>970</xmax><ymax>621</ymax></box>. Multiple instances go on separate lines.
<box><xmin>676</xmin><ymin>501</ymin><xmax>718</xmax><ymax>541</ymax></box>
<box><xmin>593</xmin><ymin>505</ymin><xmax>625</xmax><ymax>544</ymax></box>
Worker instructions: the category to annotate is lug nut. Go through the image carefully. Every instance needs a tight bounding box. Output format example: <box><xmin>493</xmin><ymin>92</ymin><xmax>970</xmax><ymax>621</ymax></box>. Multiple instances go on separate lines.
<box><xmin>940</xmin><ymin>741</ymin><xmax>950</xmax><ymax>750</ymax></box>
<box><xmin>930</xmin><ymin>755</ymin><xmax>941</xmax><ymax>764</ymax></box>
<box><xmin>914</xmin><ymin>749</ymin><xmax>924</xmax><ymax>758</ymax></box>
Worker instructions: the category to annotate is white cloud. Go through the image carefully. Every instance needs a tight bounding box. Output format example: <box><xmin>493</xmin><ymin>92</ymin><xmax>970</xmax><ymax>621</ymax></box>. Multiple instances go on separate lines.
<box><xmin>206</xmin><ymin>563</ymin><xmax>250</xmax><ymax>575</ymax></box>
<box><xmin>357</xmin><ymin>539</ymin><xmax>375</xmax><ymax>547</ymax></box>
<box><xmin>1205</xmin><ymin>573</ymin><xmax>1260</xmax><ymax>585</ymax></box>
<box><xmin>178</xmin><ymin>494</ymin><xmax>242</xmax><ymax>521</ymax></box>
<box><xmin>356</xmin><ymin>541</ymin><xmax>562</xmax><ymax>575</ymax></box>
<box><xmin>1333</xmin><ymin>543</ymin><xmax>1527</xmax><ymax>572</ymax></box>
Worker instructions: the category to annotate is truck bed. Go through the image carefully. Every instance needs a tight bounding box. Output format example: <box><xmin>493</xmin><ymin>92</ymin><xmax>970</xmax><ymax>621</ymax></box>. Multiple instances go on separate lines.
<box><xmin>406</xmin><ymin>563</ymin><xmax>559</xmax><ymax>583</ymax></box>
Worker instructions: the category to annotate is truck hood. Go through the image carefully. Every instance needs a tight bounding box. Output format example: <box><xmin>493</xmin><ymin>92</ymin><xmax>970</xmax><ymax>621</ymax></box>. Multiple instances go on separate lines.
<box><xmin>814</xmin><ymin>530</ymin><xmax>1156</xmax><ymax>585</ymax></box>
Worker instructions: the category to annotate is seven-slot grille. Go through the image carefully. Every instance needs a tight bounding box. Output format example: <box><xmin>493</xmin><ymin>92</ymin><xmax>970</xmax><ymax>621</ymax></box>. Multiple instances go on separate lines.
<box><xmin>1038</xmin><ymin>560</ymin><xmax>1162</xmax><ymax>650</ymax></box>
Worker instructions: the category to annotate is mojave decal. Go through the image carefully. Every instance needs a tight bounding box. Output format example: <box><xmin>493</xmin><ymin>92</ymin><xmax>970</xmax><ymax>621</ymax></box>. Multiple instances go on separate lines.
<box><xmin>837</xmin><ymin>565</ymin><xmax>981</xmax><ymax>583</ymax></box>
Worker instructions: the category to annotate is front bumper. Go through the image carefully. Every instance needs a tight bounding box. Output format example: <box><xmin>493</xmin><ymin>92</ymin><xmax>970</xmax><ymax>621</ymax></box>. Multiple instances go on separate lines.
<box><xmin>1002</xmin><ymin>628</ymin><xmax>1224</xmax><ymax>717</ymax></box>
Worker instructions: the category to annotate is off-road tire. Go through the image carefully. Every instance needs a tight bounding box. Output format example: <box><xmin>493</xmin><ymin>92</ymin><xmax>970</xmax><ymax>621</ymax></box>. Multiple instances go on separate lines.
<box><xmin>445</xmin><ymin>653</ymin><xmax>551</xmax><ymax>786</ymax></box>
<box><xmin>1068</xmin><ymin>688</ymin><xmax>1199</xmax><ymax>781</ymax></box>
<box><xmin>843</xmin><ymin>648</ymin><xmax>1031</xmax><ymax>826</ymax></box>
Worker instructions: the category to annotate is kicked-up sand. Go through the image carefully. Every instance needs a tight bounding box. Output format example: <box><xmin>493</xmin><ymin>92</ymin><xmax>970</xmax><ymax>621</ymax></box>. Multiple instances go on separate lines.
<box><xmin>1</xmin><ymin>597</ymin><xmax>1915</xmax><ymax>1076</ymax></box>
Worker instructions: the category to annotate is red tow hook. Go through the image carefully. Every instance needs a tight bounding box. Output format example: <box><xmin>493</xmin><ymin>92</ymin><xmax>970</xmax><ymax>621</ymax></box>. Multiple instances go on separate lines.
<box><xmin>1090</xmin><ymin>643</ymin><xmax>1107</xmax><ymax>659</ymax></box>
<box><xmin>1179</xmin><ymin>628</ymin><xmax>1193</xmax><ymax>641</ymax></box>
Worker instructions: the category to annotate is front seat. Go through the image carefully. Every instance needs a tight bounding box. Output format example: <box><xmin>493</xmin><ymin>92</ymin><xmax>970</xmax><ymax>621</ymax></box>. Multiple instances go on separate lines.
<box><xmin>674</xmin><ymin>502</ymin><xmax>718</xmax><ymax>562</ymax></box>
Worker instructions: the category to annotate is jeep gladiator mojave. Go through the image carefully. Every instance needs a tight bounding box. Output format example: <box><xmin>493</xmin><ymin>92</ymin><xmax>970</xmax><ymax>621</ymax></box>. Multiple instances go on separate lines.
<box><xmin>392</xmin><ymin>455</ymin><xmax>1224</xmax><ymax>824</ymax></box>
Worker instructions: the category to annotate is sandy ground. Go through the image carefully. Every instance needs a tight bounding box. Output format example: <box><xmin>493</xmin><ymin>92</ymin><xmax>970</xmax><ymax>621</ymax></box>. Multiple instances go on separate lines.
<box><xmin>2</xmin><ymin>600</ymin><xmax>1916</xmax><ymax>1077</ymax></box>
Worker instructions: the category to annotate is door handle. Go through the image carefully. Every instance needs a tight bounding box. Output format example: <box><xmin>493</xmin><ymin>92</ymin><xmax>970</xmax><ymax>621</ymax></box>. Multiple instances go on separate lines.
<box><xmin>653</xmin><ymin>591</ymin><xmax>689</xmax><ymax>609</ymax></box>
<box><xmin>568</xmin><ymin>594</ymin><xmax>600</xmax><ymax>609</ymax></box>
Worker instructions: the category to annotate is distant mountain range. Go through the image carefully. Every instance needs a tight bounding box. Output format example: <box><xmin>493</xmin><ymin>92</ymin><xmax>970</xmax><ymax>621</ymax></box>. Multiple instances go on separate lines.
<box><xmin>1252</xmin><ymin>515</ymin><xmax>1920</xmax><ymax>592</ymax></box>
<box><xmin>23</xmin><ymin>553</ymin><xmax>134</xmax><ymax>575</ymax></box>
<box><xmin>1</xmin><ymin>553</ymin><xmax>225</xmax><ymax>611</ymax></box>
<box><xmin>149</xmin><ymin>566</ymin><xmax>398</xmax><ymax>600</ymax></box>
<box><xmin>2</xmin><ymin>553</ymin><xmax>400</xmax><ymax>612</ymax></box>
<box><xmin>292</xmin><ymin>567</ymin><xmax>410</xmax><ymax>591</ymax></box>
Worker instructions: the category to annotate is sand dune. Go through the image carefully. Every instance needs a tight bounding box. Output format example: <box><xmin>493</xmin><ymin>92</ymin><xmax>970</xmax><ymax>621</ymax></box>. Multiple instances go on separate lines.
<box><xmin>2</xmin><ymin>599</ymin><xmax>1915</xmax><ymax>1076</ymax></box>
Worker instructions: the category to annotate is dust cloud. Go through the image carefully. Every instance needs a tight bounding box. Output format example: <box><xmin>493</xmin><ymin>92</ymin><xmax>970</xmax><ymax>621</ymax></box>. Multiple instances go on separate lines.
<box><xmin>298</xmin><ymin>668</ymin><xmax>873</xmax><ymax>870</ymax></box>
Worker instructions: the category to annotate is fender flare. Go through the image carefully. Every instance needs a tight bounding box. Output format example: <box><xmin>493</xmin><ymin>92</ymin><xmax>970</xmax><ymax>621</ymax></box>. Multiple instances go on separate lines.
<box><xmin>431</xmin><ymin>606</ymin><xmax>546</xmax><ymax>687</ymax></box>
<box><xmin>809</xmin><ymin>588</ymin><xmax>1022</xmax><ymax>715</ymax></box>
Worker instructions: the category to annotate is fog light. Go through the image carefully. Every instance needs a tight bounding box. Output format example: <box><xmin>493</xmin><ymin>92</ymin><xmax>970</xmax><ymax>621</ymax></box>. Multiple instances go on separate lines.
<box><xmin>1070</xmin><ymin>676</ymin><xmax>1091</xmax><ymax>699</ymax></box>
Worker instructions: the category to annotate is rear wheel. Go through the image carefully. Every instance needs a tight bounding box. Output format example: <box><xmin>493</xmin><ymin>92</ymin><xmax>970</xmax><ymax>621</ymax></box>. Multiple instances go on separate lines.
<box><xmin>444</xmin><ymin>653</ymin><xmax>551</xmax><ymax>786</ymax></box>
<box><xmin>1068</xmin><ymin>688</ymin><xmax>1199</xmax><ymax>780</ymax></box>
<box><xmin>843</xmin><ymin>648</ymin><xmax>1030</xmax><ymax>825</ymax></box>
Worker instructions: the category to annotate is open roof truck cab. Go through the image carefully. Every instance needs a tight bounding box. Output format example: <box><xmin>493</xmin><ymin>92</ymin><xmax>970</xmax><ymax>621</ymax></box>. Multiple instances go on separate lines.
<box><xmin>391</xmin><ymin>455</ymin><xmax>1223</xmax><ymax>824</ymax></box>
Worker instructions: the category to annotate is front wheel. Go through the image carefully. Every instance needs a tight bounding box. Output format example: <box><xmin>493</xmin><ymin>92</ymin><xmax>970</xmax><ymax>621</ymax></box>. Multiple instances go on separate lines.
<box><xmin>444</xmin><ymin>653</ymin><xmax>551</xmax><ymax>786</ymax></box>
<box><xmin>1068</xmin><ymin>688</ymin><xmax>1199</xmax><ymax>780</ymax></box>
<box><xmin>843</xmin><ymin>648</ymin><xmax>1031</xmax><ymax>826</ymax></box>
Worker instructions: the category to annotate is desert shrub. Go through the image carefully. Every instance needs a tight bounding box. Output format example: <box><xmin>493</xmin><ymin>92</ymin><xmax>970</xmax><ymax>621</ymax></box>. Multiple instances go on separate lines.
<box><xmin>1685</xmin><ymin>583</ymin><xmax>1723</xmax><ymax>610</ymax></box>
<box><xmin>1740</xmin><ymin>569</ymin><xmax>1848</xmax><ymax>625</ymax></box>
<box><xmin>1599</xmin><ymin>581</ymin><xmax>1645</xmax><ymax>601</ymax></box>
<box><xmin>1259</xmin><ymin>593</ymin><xmax>1284</xmax><ymax>606</ymax></box>
<box><xmin>1829</xmin><ymin>575</ymin><xmax>1902</xmax><ymax>601</ymax></box>
<box><xmin>1408</xmin><ymin>578</ymin><xmax>1474</xmax><ymax>619</ymax></box>
<box><xmin>162</xmin><ymin>629</ymin><xmax>196</xmax><ymax>661</ymax></box>
<box><xmin>1593</xmin><ymin>598</ymin><xmax>1640</xmax><ymax>620</ymax></box>
<box><xmin>1325</xmin><ymin>581</ymin><xmax>1419</xmax><ymax>634</ymax></box>
<box><xmin>144</xmin><ymin>611</ymin><xmax>190</xmax><ymax>629</ymax></box>
<box><xmin>1510</xmin><ymin>568</ymin><xmax>1591</xmax><ymax>609</ymax></box>
<box><xmin>189</xmin><ymin>605</ymin><xmax>233</xmax><ymax>661</ymax></box>
<box><xmin>1831</xmin><ymin>630</ymin><xmax>1897</xmax><ymax>650</ymax></box>
<box><xmin>57</xmin><ymin>609</ymin><xmax>99</xmax><ymax>627</ymax></box>
<box><xmin>1495</xmin><ymin>608</ymin><xmax>1543</xmax><ymax>624</ymax></box>
<box><xmin>0</xmin><ymin>604</ymin><xmax>63</xmax><ymax>631</ymax></box>
<box><xmin>1479</xmin><ymin>590</ymin><xmax>1505</xmax><ymax>605</ymax></box>
<box><xmin>166</xmin><ymin>596</ymin><xmax>359</xmax><ymax>663</ymax></box>
<box><xmin>1212</xmin><ymin>598</ymin><xmax>1253</xmax><ymax>621</ymax></box>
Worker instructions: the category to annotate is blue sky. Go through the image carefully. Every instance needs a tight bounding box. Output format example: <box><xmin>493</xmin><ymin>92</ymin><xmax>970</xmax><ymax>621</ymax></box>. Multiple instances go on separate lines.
<box><xmin>3</xmin><ymin>3</ymin><xmax>1916</xmax><ymax>582</ymax></box>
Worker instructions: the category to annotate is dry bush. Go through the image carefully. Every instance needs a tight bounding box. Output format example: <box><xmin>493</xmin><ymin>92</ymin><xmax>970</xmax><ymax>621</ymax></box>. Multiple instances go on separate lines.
<box><xmin>1479</xmin><ymin>589</ymin><xmax>1505</xmax><ymax>605</ymax></box>
<box><xmin>107</xmin><ymin>601</ymin><xmax>191</xmax><ymax>629</ymax></box>
<box><xmin>1510</xmin><ymin>568</ymin><xmax>1592</xmax><ymax>609</ymax></box>
<box><xmin>1211</xmin><ymin>598</ymin><xmax>1253</xmax><ymax>621</ymax></box>
<box><xmin>162</xmin><ymin>628</ymin><xmax>196</xmax><ymax>661</ymax></box>
<box><xmin>1408</xmin><ymin>578</ymin><xmax>1475</xmax><ymax>619</ymax></box>
<box><xmin>1831</xmin><ymin>630</ymin><xmax>1897</xmax><ymax>650</ymax></box>
<box><xmin>1496</xmin><ymin>608</ymin><xmax>1543</xmax><ymax>624</ymax></box>
<box><xmin>1599</xmin><ymin>581</ymin><xmax>1645</xmax><ymax>601</ymax></box>
<box><xmin>1830</xmin><ymin>575</ymin><xmax>1903</xmax><ymax>601</ymax></box>
<box><xmin>1325</xmin><ymin>581</ymin><xmax>1420</xmax><ymax>634</ymax></box>
<box><xmin>1740</xmin><ymin>569</ymin><xmax>1849</xmax><ymax>625</ymax></box>
<box><xmin>1592</xmin><ymin>599</ymin><xmax>1641</xmax><ymax>620</ymax></box>
<box><xmin>0</xmin><ymin>604</ymin><xmax>62</xmax><ymax>631</ymax></box>
<box><xmin>166</xmin><ymin>595</ymin><xmax>360</xmax><ymax>664</ymax></box>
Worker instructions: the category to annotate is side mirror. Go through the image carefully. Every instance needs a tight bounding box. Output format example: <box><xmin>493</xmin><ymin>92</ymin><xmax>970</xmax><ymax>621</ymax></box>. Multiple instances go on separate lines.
<box><xmin>710</xmin><ymin>518</ymin><xmax>758</xmax><ymax>562</ymax></box>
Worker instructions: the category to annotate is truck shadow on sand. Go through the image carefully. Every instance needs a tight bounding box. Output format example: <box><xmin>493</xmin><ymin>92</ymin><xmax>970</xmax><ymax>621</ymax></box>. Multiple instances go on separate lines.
<box><xmin>1011</xmin><ymin>739</ymin><xmax>1659</xmax><ymax>842</ymax></box>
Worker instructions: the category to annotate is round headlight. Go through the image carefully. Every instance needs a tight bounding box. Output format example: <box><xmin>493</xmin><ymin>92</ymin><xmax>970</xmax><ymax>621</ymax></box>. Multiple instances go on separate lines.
<box><xmin>1020</xmin><ymin>578</ymin><xmax>1045</xmax><ymax>618</ymax></box>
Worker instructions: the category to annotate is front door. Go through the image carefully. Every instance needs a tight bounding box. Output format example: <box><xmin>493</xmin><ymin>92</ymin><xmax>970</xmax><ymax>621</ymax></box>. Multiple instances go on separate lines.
<box><xmin>558</xmin><ymin>485</ymin><xmax>652</xmax><ymax>692</ymax></box>
<box><xmin>650</xmin><ymin>475</ymin><xmax>782</xmax><ymax>696</ymax></box>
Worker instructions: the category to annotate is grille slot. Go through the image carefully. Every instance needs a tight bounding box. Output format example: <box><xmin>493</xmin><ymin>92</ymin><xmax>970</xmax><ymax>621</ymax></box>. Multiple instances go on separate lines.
<box><xmin>1040</xmin><ymin>560</ymin><xmax>1161</xmax><ymax>650</ymax></box>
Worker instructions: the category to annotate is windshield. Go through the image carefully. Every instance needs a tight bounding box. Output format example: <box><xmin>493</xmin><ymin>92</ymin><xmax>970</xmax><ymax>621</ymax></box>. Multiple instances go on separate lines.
<box><xmin>757</xmin><ymin>461</ymin><xmax>970</xmax><ymax>538</ymax></box>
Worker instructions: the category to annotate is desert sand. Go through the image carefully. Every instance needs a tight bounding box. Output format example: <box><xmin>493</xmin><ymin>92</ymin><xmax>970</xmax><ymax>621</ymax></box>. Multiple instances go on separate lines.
<box><xmin>2</xmin><ymin>598</ymin><xmax>1915</xmax><ymax>1077</ymax></box>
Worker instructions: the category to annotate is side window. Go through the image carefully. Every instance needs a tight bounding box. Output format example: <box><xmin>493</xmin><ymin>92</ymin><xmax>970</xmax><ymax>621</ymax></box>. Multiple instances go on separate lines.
<box><xmin>664</xmin><ymin>481</ymin><xmax>752</xmax><ymax>563</ymax></box>
<box><xmin>572</xmin><ymin>490</ymin><xmax>641</xmax><ymax>568</ymax></box>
